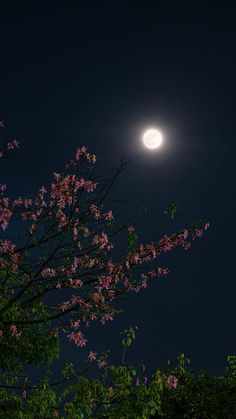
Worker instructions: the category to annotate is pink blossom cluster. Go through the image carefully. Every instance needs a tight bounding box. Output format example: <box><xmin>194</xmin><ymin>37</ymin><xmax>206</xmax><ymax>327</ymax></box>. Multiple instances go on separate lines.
<box><xmin>82</xmin><ymin>256</ymin><xmax>101</xmax><ymax>269</ymax></box>
<box><xmin>12</xmin><ymin>197</ymin><xmax>33</xmax><ymax>208</ymax></box>
<box><xmin>41</xmin><ymin>268</ymin><xmax>57</xmax><ymax>278</ymax></box>
<box><xmin>90</xmin><ymin>206</ymin><xmax>114</xmax><ymax>222</ymax></box>
<box><xmin>67</xmin><ymin>278</ymin><xmax>83</xmax><ymax>288</ymax></box>
<box><xmin>51</xmin><ymin>173</ymin><xmax>98</xmax><ymax>208</ymax></box>
<box><xmin>76</xmin><ymin>146</ymin><xmax>96</xmax><ymax>164</ymax></box>
<box><xmin>147</xmin><ymin>267</ymin><xmax>170</xmax><ymax>278</ymax></box>
<box><xmin>97</xmin><ymin>275</ymin><xmax>113</xmax><ymax>290</ymax></box>
<box><xmin>9</xmin><ymin>324</ymin><xmax>22</xmax><ymax>340</ymax></box>
<box><xmin>0</xmin><ymin>239</ymin><xmax>20</xmax><ymax>272</ymax></box>
<box><xmin>59</xmin><ymin>294</ymin><xmax>92</xmax><ymax>313</ymax></box>
<box><xmin>9</xmin><ymin>170</ymin><xmax>98</xmax><ymax>235</ymax></box>
<box><xmin>56</xmin><ymin>209</ymin><xmax>68</xmax><ymax>228</ymax></box>
<box><xmin>0</xmin><ymin>239</ymin><xmax>16</xmax><ymax>254</ymax></box>
<box><xmin>58</xmin><ymin>221</ymin><xmax>210</xmax><ymax>336</ymax></box>
<box><xmin>166</xmin><ymin>374</ymin><xmax>178</xmax><ymax>389</ymax></box>
<box><xmin>159</xmin><ymin>223</ymin><xmax>210</xmax><ymax>253</ymax></box>
<box><xmin>0</xmin><ymin>196</ymin><xmax>13</xmax><ymax>230</ymax></box>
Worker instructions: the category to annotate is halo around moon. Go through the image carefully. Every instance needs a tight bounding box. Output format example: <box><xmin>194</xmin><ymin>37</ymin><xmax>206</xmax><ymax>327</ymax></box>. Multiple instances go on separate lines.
<box><xmin>143</xmin><ymin>129</ymin><xmax>163</xmax><ymax>149</ymax></box>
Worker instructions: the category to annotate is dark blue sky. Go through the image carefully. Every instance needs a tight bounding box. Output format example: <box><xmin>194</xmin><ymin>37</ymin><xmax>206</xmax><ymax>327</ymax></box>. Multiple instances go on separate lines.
<box><xmin>0</xmin><ymin>3</ymin><xmax>235</xmax><ymax>377</ymax></box>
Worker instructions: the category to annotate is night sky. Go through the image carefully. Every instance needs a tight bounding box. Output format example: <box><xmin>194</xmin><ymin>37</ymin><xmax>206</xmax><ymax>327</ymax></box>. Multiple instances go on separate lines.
<box><xmin>0</xmin><ymin>3</ymin><xmax>235</xmax><ymax>378</ymax></box>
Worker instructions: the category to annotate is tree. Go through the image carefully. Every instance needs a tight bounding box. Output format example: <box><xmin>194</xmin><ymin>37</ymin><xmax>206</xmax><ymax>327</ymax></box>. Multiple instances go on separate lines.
<box><xmin>0</xmin><ymin>121</ymin><xmax>212</xmax><ymax>417</ymax></box>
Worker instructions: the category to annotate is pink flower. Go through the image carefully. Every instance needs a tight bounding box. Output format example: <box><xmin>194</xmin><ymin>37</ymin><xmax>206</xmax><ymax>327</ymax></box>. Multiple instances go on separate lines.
<box><xmin>13</xmin><ymin>197</ymin><xmax>23</xmax><ymax>206</ymax></box>
<box><xmin>58</xmin><ymin>301</ymin><xmax>71</xmax><ymax>312</ymax></box>
<box><xmin>88</xmin><ymin>153</ymin><xmax>96</xmax><ymax>164</ymax></box>
<box><xmin>68</xmin><ymin>278</ymin><xmax>83</xmax><ymax>288</ymax></box>
<box><xmin>88</xmin><ymin>351</ymin><xmax>97</xmax><ymax>362</ymax></box>
<box><xmin>84</xmin><ymin>257</ymin><xmax>97</xmax><ymax>268</ymax></box>
<box><xmin>39</xmin><ymin>185</ymin><xmax>47</xmax><ymax>194</ymax></box>
<box><xmin>76</xmin><ymin>146</ymin><xmax>88</xmax><ymax>160</ymax></box>
<box><xmin>97</xmin><ymin>275</ymin><xmax>112</xmax><ymax>291</ymax></box>
<box><xmin>7</xmin><ymin>140</ymin><xmax>20</xmax><ymax>150</ymax></box>
<box><xmin>0</xmin><ymin>184</ymin><xmax>7</xmax><ymax>192</ymax></box>
<box><xmin>0</xmin><ymin>330</ymin><xmax>3</xmax><ymax>337</ymax></box>
<box><xmin>0</xmin><ymin>207</ymin><xmax>13</xmax><ymax>231</ymax></box>
<box><xmin>166</xmin><ymin>375</ymin><xmax>178</xmax><ymax>389</ymax></box>
<box><xmin>92</xmin><ymin>292</ymin><xmax>105</xmax><ymax>304</ymax></box>
<box><xmin>195</xmin><ymin>229</ymin><xmax>203</xmax><ymax>238</ymax></box>
<box><xmin>21</xmin><ymin>211</ymin><xmax>37</xmax><ymax>221</ymax></box>
<box><xmin>51</xmin><ymin>411</ymin><xmax>59</xmax><ymax>417</ymax></box>
<box><xmin>182</xmin><ymin>229</ymin><xmax>188</xmax><ymax>239</ymax></box>
<box><xmin>98</xmin><ymin>359</ymin><xmax>107</xmax><ymax>369</ymax></box>
<box><xmin>56</xmin><ymin>209</ymin><xmax>67</xmax><ymax>228</ymax></box>
<box><xmin>104</xmin><ymin>211</ymin><xmax>114</xmax><ymax>221</ymax></box>
<box><xmin>128</xmin><ymin>225</ymin><xmax>135</xmax><ymax>233</ymax></box>
<box><xmin>83</xmin><ymin>180</ymin><xmax>98</xmax><ymax>192</ymax></box>
<box><xmin>204</xmin><ymin>222</ymin><xmax>210</xmax><ymax>230</ymax></box>
<box><xmin>183</xmin><ymin>242</ymin><xmax>191</xmax><ymax>251</ymax></box>
<box><xmin>12</xmin><ymin>139</ymin><xmax>20</xmax><ymax>148</ymax></box>
<box><xmin>67</xmin><ymin>331</ymin><xmax>87</xmax><ymax>347</ymax></box>
<box><xmin>73</xmin><ymin>226</ymin><xmax>78</xmax><ymax>240</ymax></box>
<box><xmin>92</xmin><ymin>233</ymin><xmax>110</xmax><ymax>250</ymax></box>
<box><xmin>101</xmin><ymin>313</ymin><xmax>113</xmax><ymax>325</ymax></box>
<box><xmin>53</xmin><ymin>172</ymin><xmax>61</xmax><ymax>181</ymax></box>
<box><xmin>23</xmin><ymin>198</ymin><xmax>33</xmax><ymax>208</ymax></box>
<box><xmin>89</xmin><ymin>204</ymin><xmax>101</xmax><ymax>220</ymax></box>
<box><xmin>70</xmin><ymin>319</ymin><xmax>81</xmax><ymax>329</ymax></box>
<box><xmin>81</xmin><ymin>226</ymin><xmax>90</xmax><ymax>237</ymax></box>
<box><xmin>9</xmin><ymin>324</ymin><xmax>22</xmax><ymax>340</ymax></box>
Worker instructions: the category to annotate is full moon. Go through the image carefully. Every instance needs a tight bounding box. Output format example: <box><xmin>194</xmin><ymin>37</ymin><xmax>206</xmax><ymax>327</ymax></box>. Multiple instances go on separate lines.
<box><xmin>143</xmin><ymin>129</ymin><xmax>163</xmax><ymax>149</ymax></box>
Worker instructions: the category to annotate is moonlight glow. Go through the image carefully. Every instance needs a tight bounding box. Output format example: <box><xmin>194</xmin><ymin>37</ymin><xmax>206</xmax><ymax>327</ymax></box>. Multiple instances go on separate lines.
<box><xmin>143</xmin><ymin>129</ymin><xmax>163</xmax><ymax>149</ymax></box>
